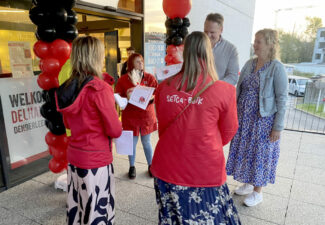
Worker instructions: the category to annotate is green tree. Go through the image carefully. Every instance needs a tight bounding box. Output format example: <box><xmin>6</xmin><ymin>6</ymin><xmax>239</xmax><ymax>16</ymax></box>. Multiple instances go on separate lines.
<box><xmin>279</xmin><ymin>17</ymin><xmax>323</xmax><ymax>63</ymax></box>
<box><xmin>305</xmin><ymin>16</ymin><xmax>323</xmax><ymax>41</ymax></box>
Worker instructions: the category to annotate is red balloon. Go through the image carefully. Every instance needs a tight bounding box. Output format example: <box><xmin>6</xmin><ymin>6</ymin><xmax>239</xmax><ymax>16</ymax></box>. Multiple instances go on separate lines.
<box><xmin>45</xmin><ymin>132</ymin><xmax>69</xmax><ymax>147</ymax></box>
<box><xmin>51</xmin><ymin>146</ymin><xmax>67</xmax><ymax>161</ymax></box>
<box><xmin>49</xmin><ymin>158</ymin><xmax>66</xmax><ymax>173</ymax></box>
<box><xmin>34</xmin><ymin>40</ymin><xmax>51</xmax><ymax>59</ymax></box>
<box><xmin>50</xmin><ymin>39</ymin><xmax>71</xmax><ymax>61</ymax></box>
<box><xmin>166</xmin><ymin>45</ymin><xmax>177</xmax><ymax>55</ymax></box>
<box><xmin>40</xmin><ymin>58</ymin><xmax>61</xmax><ymax>74</ymax></box>
<box><xmin>165</xmin><ymin>54</ymin><xmax>174</xmax><ymax>64</ymax></box>
<box><xmin>37</xmin><ymin>73</ymin><xmax>59</xmax><ymax>90</ymax></box>
<box><xmin>163</xmin><ymin>0</ymin><xmax>192</xmax><ymax>19</ymax></box>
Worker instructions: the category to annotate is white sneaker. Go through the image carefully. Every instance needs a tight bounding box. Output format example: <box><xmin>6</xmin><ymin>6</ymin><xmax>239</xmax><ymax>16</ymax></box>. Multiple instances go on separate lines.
<box><xmin>244</xmin><ymin>191</ymin><xmax>263</xmax><ymax>207</ymax></box>
<box><xmin>234</xmin><ymin>183</ymin><xmax>254</xmax><ymax>195</ymax></box>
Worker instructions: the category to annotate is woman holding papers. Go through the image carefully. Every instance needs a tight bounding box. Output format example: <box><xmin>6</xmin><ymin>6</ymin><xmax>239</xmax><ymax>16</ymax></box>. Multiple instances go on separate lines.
<box><xmin>55</xmin><ymin>36</ymin><xmax>122</xmax><ymax>224</ymax></box>
<box><xmin>115</xmin><ymin>53</ymin><xmax>158</xmax><ymax>179</ymax></box>
<box><xmin>150</xmin><ymin>32</ymin><xmax>241</xmax><ymax>225</ymax></box>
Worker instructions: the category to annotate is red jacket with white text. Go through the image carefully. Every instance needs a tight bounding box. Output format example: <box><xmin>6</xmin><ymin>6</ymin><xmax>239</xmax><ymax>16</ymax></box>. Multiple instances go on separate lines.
<box><xmin>56</xmin><ymin>76</ymin><xmax>122</xmax><ymax>169</ymax></box>
<box><xmin>150</xmin><ymin>74</ymin><xmax>238</xmax><ymax>187</ymax></box>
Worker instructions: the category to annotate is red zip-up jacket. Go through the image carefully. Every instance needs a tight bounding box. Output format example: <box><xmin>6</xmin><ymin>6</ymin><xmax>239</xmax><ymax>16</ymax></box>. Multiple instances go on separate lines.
<box><xmin>150</xmin><ymin>74</ymin><xmax>238</xmax><ymax>187</ymax></box>
<box><xmin>56</xmin><ymin>76</ymin><xmax>122</xmax><ymax>169</ymax></box>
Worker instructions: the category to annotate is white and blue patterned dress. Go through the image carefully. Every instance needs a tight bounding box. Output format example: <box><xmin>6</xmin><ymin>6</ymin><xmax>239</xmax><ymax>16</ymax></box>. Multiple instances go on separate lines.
<box><xmin>226</xmin><ymin>59</ymin><xmax>280</xmax><ymax>187</ymax></box>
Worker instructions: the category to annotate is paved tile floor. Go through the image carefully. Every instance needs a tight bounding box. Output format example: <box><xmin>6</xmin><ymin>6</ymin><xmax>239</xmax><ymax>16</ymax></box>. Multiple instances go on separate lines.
<box><xmin>0</xmin><ymin>130</ymin><xmax>324</xmax><ymax>225</ymax></box>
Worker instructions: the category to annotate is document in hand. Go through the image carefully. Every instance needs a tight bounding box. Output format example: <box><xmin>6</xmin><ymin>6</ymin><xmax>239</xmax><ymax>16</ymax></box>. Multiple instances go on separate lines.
<box><xmin>114</xmin><ymin>93</ymin><xmax>128</xmax><ymax>110</ymax></box>
<box><xmin>128</xmin><ymin>85</ymin><xmax>155</xmax><ymax>110</ymax></box>
<box><xmin>114</xmin><ymin>130</ymin><xmax>133</xmax><ymax>155</ymax></box>
<box><xmin>156</xmin><ymin>63</ymin><xmax>182</xmax><ymax>81</ymax></box>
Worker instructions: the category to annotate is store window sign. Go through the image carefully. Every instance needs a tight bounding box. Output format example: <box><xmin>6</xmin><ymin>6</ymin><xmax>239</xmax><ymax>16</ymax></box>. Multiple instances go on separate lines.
<box><xmin>8</xmin><ymin>42</ymin><xmax>34</xmax><ymax>79</ymax></box>
<box><xmin>80</xmin><ymin>0</ymin><xmax>119</xmax><ymax>8</ymax></box>
<box><xmin>0</xmin><ymin>77</ymin><xmax>48</xmax><ymax>169</ymax></box>
<box><xmin>144</xmin><ymin>42</ymin><xmax>166</xmax><ymax>75</ymax></box>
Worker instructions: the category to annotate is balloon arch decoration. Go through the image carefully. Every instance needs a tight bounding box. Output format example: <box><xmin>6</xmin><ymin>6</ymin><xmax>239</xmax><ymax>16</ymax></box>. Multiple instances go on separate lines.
<box><xmin>163</xmin><ymin>0</ymin><xmax>192</xmax><ymax>65</ymax></box>
<box><xmin>29</xmin><ymin>0</ymin><xmax>78</xmax><ymax>173</ymax></box>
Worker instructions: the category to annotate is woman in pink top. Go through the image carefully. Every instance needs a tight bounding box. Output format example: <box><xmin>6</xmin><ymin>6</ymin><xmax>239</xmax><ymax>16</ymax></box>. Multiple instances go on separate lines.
<box><xmin>150</xmin><ymin>32</ymin><xmax>241</xmax><ymax>224</ymax></box>
<box><xmin>56</xmin><ymin>36</ymin><xmax>122</xmax><ymax>224</ymax></box>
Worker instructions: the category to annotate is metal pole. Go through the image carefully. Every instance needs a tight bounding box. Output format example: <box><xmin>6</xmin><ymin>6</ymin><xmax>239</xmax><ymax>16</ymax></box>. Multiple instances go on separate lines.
<box><xmin>316</xmin><ymin>89</ymin><xmax>322</xmax><ymax>111</ymax></box>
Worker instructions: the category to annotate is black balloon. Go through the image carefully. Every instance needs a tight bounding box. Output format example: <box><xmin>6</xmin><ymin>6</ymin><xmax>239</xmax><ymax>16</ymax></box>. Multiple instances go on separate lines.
<box><xmin>66</xmin><ymin>10</ymin><xmax>78</xmax><ymax>25</ymax></box>
<box><xmin>57</xmin><ymin>24</ymin><xmax>78</xmax><ymax>42</ymax></box>
<box><xmin>179</xmin><ymin>26</ymin><xmax>189</xmax><ymax>39</ymax></box>
<box><xmin>171</xmin><ymin>36</ymin><xmax>183</xmax><ymax>46</ymax></box>
<box><xmin>61</xmin><ymin>0</ymin><xmax>76</xmax><ymax>10</ymax></box>
<box><xmin>40</xmin><ymin>102</ymin><xmax>60</xmax><ymax>120</ymax></box>
<box><xmin>165</xmin><ymin>37</ymin><xmax>172</xmax><ymax>45</ymax></box>
<box><xmin>37</xmin><ymin>25</ymin><xmax>57</xmax><ymax>42</ymax></box>
<box><xmin>48</xmin><ymin>8</ymin><xmax>68</xmax><ymax>25</ymax></box>
<box><xmin>46</xmin><ymin>120</ymin><xmax>66</xmax><ymax>135</ymax></box>
<box><xmin>42</xmin><ymin>89</ymin><xmax>56</xmax><ymax>103</ymax></box>
<box><xmin>165</xmin><ymin>19</ymin><xmax>173</xmax><ymax>28</ymax></box>
<box><xmin>29</xmin><ymin>6</ymin><xmax>48</xmax><ymax>26</ymax></box>
<box><xmin>182</xmin><ymin>17</ymin><xmax>190</xmax><ymax>27</ymax></box>
<box><xmin>167</xmin><ymin>28</ymin><xmax>177</xmax><ymax>38</ymax></box>
<box><xmin>172</xmin><ymin>17</ymin><xmax>183</xmax><ymax>28</ymax></box>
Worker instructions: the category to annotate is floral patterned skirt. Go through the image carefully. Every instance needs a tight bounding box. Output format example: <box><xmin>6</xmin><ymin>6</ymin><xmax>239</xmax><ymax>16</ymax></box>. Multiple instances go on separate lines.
<box><xmin>154</xmin><ymin>178</ymin><xmax>241</xmax><ymax>225</ymax></box>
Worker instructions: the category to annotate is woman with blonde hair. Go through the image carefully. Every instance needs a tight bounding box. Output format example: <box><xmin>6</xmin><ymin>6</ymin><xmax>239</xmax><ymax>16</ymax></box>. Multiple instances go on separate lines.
<box><xmin>55</xmin><ymin>36</ymin><xmax>122</xmax><ymax>224</ymax></box>
<box><xmin>226</xmin><ymin>29</ymin><xmax>288</xmax><ymax>207</ymax></box>
<box><xmin>150</xmin><ymin>31</ymin><xmax>241</xmax><ymax>224</ymax></box>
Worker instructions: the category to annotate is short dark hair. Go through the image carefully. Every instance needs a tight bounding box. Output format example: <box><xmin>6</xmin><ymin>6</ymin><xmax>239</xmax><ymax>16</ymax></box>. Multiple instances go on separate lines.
<box><xmin>126</xmin><ymin>47</ymin><xmax>135</xmax><ymax>51</ymax></box>
<box><xmin>205</xmin><ymin>13</ymin><xmax>224</xmax><ymax>26</ymax></box>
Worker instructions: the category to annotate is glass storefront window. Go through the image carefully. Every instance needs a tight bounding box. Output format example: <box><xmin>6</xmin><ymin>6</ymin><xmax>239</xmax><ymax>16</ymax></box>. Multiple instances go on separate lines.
<box><xmin>0</xmin><ymin>6</ymin><xmax>38</xmax><ymax>77</ymax></box>
<box><xmin>144</xmin><ymin>0</ymin><xmax>166</xmax><ymax>75</ymax></box>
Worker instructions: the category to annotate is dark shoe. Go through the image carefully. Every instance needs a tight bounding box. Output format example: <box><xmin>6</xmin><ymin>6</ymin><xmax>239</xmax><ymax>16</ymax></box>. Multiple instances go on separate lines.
<box><xmin>128</xmin><ymin>166</ymin><xmax>136</xmax><ymax>179</ymax></box>
<box><xmin>148</xmin><ymin>165</ymin><xmax>153</xmax><ymax>177</ymax></box>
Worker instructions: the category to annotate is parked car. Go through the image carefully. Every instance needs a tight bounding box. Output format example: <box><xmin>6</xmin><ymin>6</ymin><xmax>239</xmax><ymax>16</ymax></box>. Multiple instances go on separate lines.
<box><xmin>288</xmin><ymin>75</ymin><xmax>312</xmax><ymax>97</ymax></box>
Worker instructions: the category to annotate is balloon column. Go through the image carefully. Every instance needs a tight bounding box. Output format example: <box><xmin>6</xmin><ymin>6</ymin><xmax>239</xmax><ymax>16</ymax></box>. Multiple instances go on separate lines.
<box><xmin>29</xmin><ymin>0</ymin><xmax>78</xmax><ymax>173</ymax></box>
<box><xmin>163</xmin><ymin>0</ymin><xmax>191</xmax><ymax>65</ymax></box>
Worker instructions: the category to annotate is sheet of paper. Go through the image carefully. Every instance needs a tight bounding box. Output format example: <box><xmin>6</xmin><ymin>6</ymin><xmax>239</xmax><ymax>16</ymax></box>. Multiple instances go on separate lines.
<box><xmin>156</xmin><ymin>63</ymin><xmax>183</xmax><ymax>80</ymax></box>
<box><xmin>8</xmin><ymin>42</ymin><xmax>34</xmax><ymax>78</ymax></box>
<box><xmin>114</xmin><ymin>93</ymin><xmax>128</xmax><ymax>110</ymax></box>
<box><xmin>114</xmin><ymin>130</ymin><xmax>133</xmax><ymax>155</ymax></box>
<box><xmin>128</xmin><ymin>85</ymin><xmax>155</xmax><ymax>110</ymax></box>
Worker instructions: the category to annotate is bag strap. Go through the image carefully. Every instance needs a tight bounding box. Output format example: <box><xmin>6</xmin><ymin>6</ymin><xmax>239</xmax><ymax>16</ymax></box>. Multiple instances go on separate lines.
<box><xmin>163</xmin><ymin>80</ymin><xmax>214</xmax><ymax>133</ymax></box>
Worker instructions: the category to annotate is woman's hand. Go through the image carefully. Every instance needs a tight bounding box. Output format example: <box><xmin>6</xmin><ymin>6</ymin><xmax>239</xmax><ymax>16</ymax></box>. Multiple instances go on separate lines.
<box><xmin>269</xmin><ymin>130</ymin><xmax>281</xmax><ymax>142</ymax></box>
<box><xmin>126</xmin><ymin>87</ymin><xmax>135</xmax><ymax>100</ymax></box>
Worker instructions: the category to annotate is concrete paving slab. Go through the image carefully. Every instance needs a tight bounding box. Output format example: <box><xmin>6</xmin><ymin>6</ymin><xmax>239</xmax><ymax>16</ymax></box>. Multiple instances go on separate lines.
<box><xmin>276</xmin><ymin>162</ymin><xmax>296</xmax><ymax>179</ymax></box>
<box><xmin>296</xmin><ymin>152</ymin><xmax>325</xmax><ymax>169</ymax></box>
<box><xmin>294</xmin><ymin>165</ymin><xmax>325</xmax><ymax>186</ymax></box>
<box><xmin>299</xmin><ymin>133</ymin><xmax>325</xmax><ymax>156</ymax></box>
<box><xmin>32</xmin><ymin>171</ymin><xmax>66</xmax><ymax>185</ymax></box>
<box><xmin>232</xmin><ymin>192</ymin><xmax>288</xmax><ymax>225</ymax></box>
<box><xmin>239</xmin><ymin>214</ymin><xmax>279</xmax><ymax>225</ymax></box>
<box><xmin>115</xmin><ymin>179</ymin><xmax>156</xmax><ymax>213</ymax></box>
<box><xmin>0</xmin><ymin>180</ymin><xmax>66</xmax><ymax>224</ymax></box>
<box><xmin>285</xmin><ymin>200</ymin><xmax>325</xmax><ymax>225</ymax></box>
<box><xmin>115</xmin><ymin>209</ymin><xmax>156</xmax><ymax>225</ymax></box>
<box><xmin>0</xmin><ymin>207</ymin><xmax>40</xmax><ymax>225</ymax></box>
<box><xmin>280</xmin><ymin>130</ymin><xmax>302</xmax><ymax>150</ymax></box>
<box><xmin>290</xmin><ymin>180</ymin><xmax>325</xmax><ymax>207</ymax></box>
<box><xmin>263</xmin><ymin>176</ymin><xmax>293</xmax><ymax>199</ymax></box>
<box><xmin>278</xmin><ymin>150</ymin><xmax>299</xmax><ymax>165</ymax></box>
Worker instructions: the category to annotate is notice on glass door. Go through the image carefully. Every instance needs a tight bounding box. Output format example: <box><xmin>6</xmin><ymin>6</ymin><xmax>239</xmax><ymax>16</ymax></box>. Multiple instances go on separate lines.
<box><xmin>8</xmin><ymin>42</ymin><xmax>34</xmax><ymax>78</ymax></box>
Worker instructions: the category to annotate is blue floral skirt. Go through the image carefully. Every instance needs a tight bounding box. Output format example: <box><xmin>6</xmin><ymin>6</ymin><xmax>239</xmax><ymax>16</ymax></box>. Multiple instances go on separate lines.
<box><xmin>154</xmin><ymin>178</ymin><xmax>241</xmax><ymax>225</ymax></box>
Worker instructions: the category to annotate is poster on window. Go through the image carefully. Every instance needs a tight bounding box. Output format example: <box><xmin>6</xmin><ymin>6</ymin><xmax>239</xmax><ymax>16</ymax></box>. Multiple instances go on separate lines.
<box><xmin>8</xmin><ymin>42</ymin><xmax>34</xmax><ymax>79</ymax></box>
<box><xmin>0</xmin><ymin>76</ymin><xmax>48</xmax><ymax>169</ymax></box>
